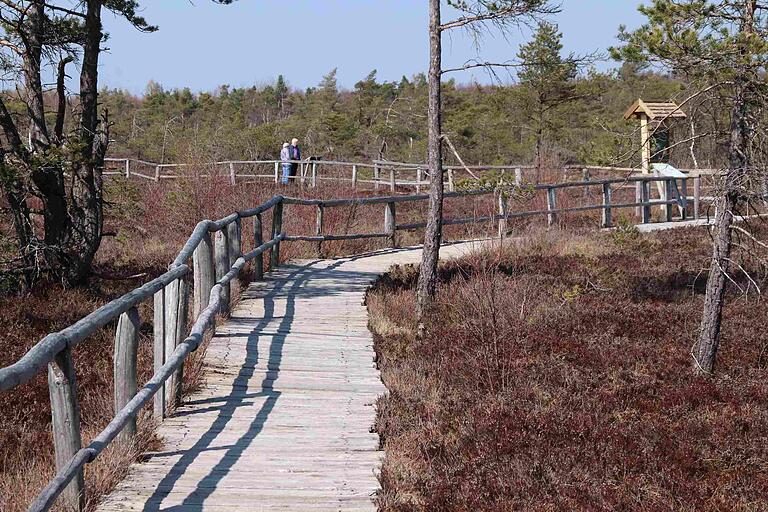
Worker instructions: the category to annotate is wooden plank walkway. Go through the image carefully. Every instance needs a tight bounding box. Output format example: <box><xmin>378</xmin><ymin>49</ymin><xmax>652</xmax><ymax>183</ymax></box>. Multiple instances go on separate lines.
<box><xmin>98</xmin><ymin>241</ymin><xmax>484</xmax><ymax>512</ymax></box>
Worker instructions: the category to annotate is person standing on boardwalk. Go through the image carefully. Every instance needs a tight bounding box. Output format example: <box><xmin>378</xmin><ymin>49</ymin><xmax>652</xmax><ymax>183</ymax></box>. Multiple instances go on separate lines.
<box><xmin>280</xmin><ymin>142</ymin><xmax>292</xmax><ymax>185</ymax></box>
<box><xmin>289</xmin><ymin>138</ymin><xmax>301</xmax><ymax>180</ymax></box>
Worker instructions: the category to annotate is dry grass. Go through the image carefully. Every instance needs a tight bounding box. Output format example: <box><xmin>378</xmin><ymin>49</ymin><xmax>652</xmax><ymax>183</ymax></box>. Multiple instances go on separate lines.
<box><xmin>369</xmin><ymin>225</ymin><xmax>768</xmax><ymax>511</ymax></box>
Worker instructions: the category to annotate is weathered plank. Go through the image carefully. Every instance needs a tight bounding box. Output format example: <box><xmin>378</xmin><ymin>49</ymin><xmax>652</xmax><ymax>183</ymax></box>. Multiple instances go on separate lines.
<box><xmin>97</xmin><ymin>242</ymin><xmax>482</xmax><ymax>512</ymax></box>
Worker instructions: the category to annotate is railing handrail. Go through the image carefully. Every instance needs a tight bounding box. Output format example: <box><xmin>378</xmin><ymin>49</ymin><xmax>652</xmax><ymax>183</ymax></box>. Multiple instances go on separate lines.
<box><xmin>3</xmin><ymin>172</ymin><xmax>708</xmax><ymax>512</ymax></box>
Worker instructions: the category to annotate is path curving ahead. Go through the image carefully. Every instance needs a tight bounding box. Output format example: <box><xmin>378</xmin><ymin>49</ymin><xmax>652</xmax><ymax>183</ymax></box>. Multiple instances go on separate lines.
<box><xmin>98</xmin><ymin>241</ymin><xmax>484</xmax><ymax>512</ymax></box>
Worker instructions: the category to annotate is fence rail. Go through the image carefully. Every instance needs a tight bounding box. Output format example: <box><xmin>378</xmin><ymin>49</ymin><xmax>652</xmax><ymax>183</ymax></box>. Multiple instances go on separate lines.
<box><xmin>104</xmin><ymin>157</ymin><xmax>718</xmax><ymax>193</ymax></box>
<box><xmin>0</xmin><ymin>173</ymin><xmax>708</xmax><ymax>512</ymax></box>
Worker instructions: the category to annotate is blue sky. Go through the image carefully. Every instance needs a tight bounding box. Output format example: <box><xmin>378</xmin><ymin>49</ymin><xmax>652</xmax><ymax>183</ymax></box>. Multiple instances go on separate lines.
<box><xmin>99</xmin><ymin>1</ymin><xmax>646</xmax><ymax>95</ymax></box>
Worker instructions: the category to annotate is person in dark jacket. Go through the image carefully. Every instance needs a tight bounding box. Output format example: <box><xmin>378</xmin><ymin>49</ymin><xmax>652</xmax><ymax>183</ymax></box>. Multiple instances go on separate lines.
<box><xmin>289</xmin><ymin>138</ymin><xmax>301</xmax><ymax>179</ymax></box>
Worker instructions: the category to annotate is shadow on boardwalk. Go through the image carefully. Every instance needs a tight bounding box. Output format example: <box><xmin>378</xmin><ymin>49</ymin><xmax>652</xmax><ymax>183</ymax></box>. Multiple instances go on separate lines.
<box><xmin>141</xmin><ymin>260</ymin><xmax>379</xmax><ymax>511</ymax></box>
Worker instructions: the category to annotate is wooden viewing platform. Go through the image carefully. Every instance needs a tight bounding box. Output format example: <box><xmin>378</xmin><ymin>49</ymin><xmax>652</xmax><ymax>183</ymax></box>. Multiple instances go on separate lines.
<box><xmin>97</xmin><ymin>242</ymin><xmax>482</xmax><ymax>511</ymax></box>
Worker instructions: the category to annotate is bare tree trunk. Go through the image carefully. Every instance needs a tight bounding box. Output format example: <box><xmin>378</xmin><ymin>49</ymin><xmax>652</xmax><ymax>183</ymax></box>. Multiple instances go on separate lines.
<box><xmin>693</xmin><ymin>1</ymin><xmax>754</xmax><ymax>374</ymax></box>
<box><xmin>416</xmin><ymin>0</ymin><xmax>443</xmax><ymax>323</ymax></box>
<box><xmin>61</xmin><ymin>0</ymin><xmax>106</xmax><ymax>285</ymax></box>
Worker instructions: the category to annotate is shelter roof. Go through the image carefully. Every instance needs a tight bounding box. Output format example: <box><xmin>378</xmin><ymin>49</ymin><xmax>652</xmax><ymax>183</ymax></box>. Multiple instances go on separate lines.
<box><xmin>624</xmin><ymin>98</ymin><xmax>687</xmax><ymax>120</ymax></box>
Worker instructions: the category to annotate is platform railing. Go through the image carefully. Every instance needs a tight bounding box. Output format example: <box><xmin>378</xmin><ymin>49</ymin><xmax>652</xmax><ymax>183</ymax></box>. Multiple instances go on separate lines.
<box><xmin>0</xmin><ymin>174</ymin><xmax>705</xmax><ymax>512</ymax></box>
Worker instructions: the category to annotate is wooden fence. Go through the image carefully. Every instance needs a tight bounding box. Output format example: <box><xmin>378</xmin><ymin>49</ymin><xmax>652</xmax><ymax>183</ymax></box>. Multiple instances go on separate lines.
<box><xmin>0</xmin><ymin>174</ymin><xmax>705</xmax><ymax>512</ymax></box>
<box><xmin>103</xmin><ymin>157</ymin><xmax>717</xmax><ymax>193</ymax></box>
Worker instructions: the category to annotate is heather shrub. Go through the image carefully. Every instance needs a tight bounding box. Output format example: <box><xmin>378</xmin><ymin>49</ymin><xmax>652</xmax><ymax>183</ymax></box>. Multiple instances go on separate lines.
<box><xmin>371</xmin><ymin>227</ymin><xmax>768</xmax><ymax>511</ymax></box>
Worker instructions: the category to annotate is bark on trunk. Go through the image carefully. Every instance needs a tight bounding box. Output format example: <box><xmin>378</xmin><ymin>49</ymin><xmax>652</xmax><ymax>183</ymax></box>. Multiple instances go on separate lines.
<box><xmin>692</xmin><ymin>2</ymin><xmax>754</xmax><ymax>373</ymax></box>
<box><xmin>415</xmin><ymin>0</ymin><xmax>443</xmax><ymax>322</ymax></box>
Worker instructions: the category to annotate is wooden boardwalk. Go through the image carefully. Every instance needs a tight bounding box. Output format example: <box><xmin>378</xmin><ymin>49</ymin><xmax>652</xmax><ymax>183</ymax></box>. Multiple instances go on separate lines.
<box><xmin>98</xmin><ymin>242</ymin><xmax>483</xmax><ymax>512</ymax></box>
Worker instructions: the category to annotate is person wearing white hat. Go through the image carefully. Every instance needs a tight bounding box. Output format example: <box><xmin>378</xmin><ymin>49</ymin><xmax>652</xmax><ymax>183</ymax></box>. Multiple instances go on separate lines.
<box><xmin>280</xmin><ymin>142</ymin><xmax>291</xmax><ymax>185</ymax></box>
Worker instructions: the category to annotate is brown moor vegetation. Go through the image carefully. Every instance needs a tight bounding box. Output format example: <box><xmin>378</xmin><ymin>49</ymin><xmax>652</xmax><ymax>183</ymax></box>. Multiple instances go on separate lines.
<box><xmin>370</xmin><ymin>225</ymin><xmax>768</xmax><ymax>511</ymax></box>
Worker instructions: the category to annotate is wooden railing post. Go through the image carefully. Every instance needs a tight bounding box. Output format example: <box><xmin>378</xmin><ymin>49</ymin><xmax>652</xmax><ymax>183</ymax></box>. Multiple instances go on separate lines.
<box><xmin>154</xmin><ymin>165</ymin><xmax>161</xmax><ymax>182</ymax></box>
<box><xmin>228</xmin><ymin>218</ymin><xmax>242</xmax><ymax>263</ymax></box>
<box><xmin>254</xmin><ymin>213</ymin><xmax>264</xmax><ymax>280</ymax></box>
<box><xmin>641</xmin><ymin>179</ymin><xmax>651</xmax><ymax>223</ymax></box>
<box><xmin>384</xmin><ymin>201</ymin><xmax>397</xmax><ymax>248</ymax></box>
<box><xmin>311</xmin><ymin>162</ymin><xmax>317</xmax><ymax>188</ymax></box>
<box><xmin>164</xmin><ymin>279</ymin><xmax>188</xmax><ymax>410</ymax></box>
<box><xmin>601</xmin><ymin>182</ymin><xmax>612</xmax><ymax>228</ymax></box>
<box><xmin>273</xmin><ymin>161</ymin><xmax>279</xmax><ymax>183</ymax></box>
<box><xmin>680</xmin><ymin>178</ymin><xmax>689</xmax><ymax>220</ymax></box>
<box><xmin>515</xmin><ymin>167</ymin><xmax>522</xmax><ymax>186</ymax></box>
<box><xmin>635</xmin><ymin>181</ymin><xmax>642</xmax><ymax>218</ymax></box>
<box><xmin>229</xmin><ymin>162</ymin><xmax>236</xmax><ymax>185</ymax></box>
<box><xmin>664</xmin><ymin>178</ymin><xmax>673</xmax><ymax>222</ymax></box>
<box><xmin>270</xmin><ymin>201</ymin><xmax>284</xmax><ymax>269</ymax></box>
<box><xmin>351</xmin><ymin>165</ymin><xmax>358</xmax><ymax>189</ymax></box>
<box><xmin>546</xmin><ymin>187</ymin><xmax>557</xmax><ymax>228</ymax></box>
<box><xmin>193</xmin><ymin>232</ymin><xmax>215</xmax><ymax>318</ymax></box>
<box><xmin>114</xmin><ymin>307</ymin><xmax>139</xmax><ymax>444</ymax></box>
<box><xmin>153</xmin><ymin>288</ymin><xmax>166</xmax><ymax>419</ymax></box>
<box><xmin>694</xmin><ymin>175</ymin><xmax>701</xmax><ymax>220</ymax></box>
<box><xmin>498</xmin><ymin>192</ymin><xmax>509</xmax><ymax>239</ymax></box>
<box><xmin>389</xmin><ymin>167</ymin><xmax>396</xmax><ymax>192</ymax></box>
<box><xmin>215</xmin><ymin>229</ymin><xmax>231</xmax><ymax>315</ymax></box>
<box><xmin>48</xmin><ymin>346</ymin><xmax>85</xmax><ymax>512</ymax></box>
<box><xmin>124</xmin><ymin>159</ymin><xmax>130</xmax><ymax>179</ymax></box>
<box><xmin>374</xmin><ymin>164</ymin><xmax>380</xmax><ymax>191</ymax></box>
<box><xmin>315</xmin><ymin>205</ymin><xmax>324</xmax><ymax>257</ymax></box>
<box><xmin>416</xmin><ymin>167</ymin><xmax>422</xmax><ymax>193</ymax></box>
<box><xmin>447</xmin><ymin>168</ymin><xmax>455</xmax><ymax>192</ymax></box>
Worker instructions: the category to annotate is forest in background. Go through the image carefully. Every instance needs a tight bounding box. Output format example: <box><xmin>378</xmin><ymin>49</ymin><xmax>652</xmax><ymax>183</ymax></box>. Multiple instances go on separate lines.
<box><xmin>96</xmin><ymin>64</ymin><xmax>724</xmax><ymax>171</ymax></box>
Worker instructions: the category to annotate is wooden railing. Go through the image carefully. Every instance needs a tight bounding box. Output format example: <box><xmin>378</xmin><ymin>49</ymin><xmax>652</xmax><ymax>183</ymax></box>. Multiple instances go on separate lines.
<box><xmin>103</xmin><ymin>157</ymin><xmax>717</xmax><ymax>193</ymax></box>
<box><xmin>0</xmin><ymin>174</ymin><xmax>705</xmax><ymax>512</ymax></box>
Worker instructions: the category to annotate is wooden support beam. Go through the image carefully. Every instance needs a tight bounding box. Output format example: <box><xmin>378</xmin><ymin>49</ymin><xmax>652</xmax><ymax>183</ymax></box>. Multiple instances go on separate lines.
<box><xmin>389</xmin><ymin>167</ymin><xmax>396</xmax><ymax>192</ymax></box>
<box><xmin>164</xmin><ymin>279</ymin><xmax>188</xmax><ymax>410</ymax></box>
<box><xmin>546</xmin><ymin>187</ymin><xmax>557</xmax><ymax>227</ymax></box>
<box><xmin>253</xmin><ymin>213</ymin><xmax>264</xmax><ymax>280</ymax></box>
<box><xmin>664</xmin><ymin>179</ymin><xmax>673</xmax><ymax>222</ymax></box>
<box><xmin>498</xmin><ymin>193</ymin><xmax>509</xmax><ymax>239</ymax></box>
<box><xmin>311</xmin><ymin>162</ymin><xmax>317</xmax><ymax>188</ymax></box>
<box><xmin>351</xmin><ymin>165</ymin><xmax>357</xmax><ymax>189</ymax></box>
<box><xmin>48</xmin><ymin>347</ymin><xmax>85</xmax><ymax>512</ymax></box>
<box><xmin>193</xmin><ymin>232</ymin><xmax>215</xmax><ymax>318</ymax></box>
<box><xmin>384</xmin><ymin>201</ymin><xmax>397</xmax><ymax>248</ymax></box>
<box><xmin>641</xmin><ymin>180</ymin><xmax>651</xmax><ymax>223</ymax></box>
<box><xmin>153</xmin><ymin>288</ymin><xmax>166</xmax><ymax>419</ymax></box>
<box><xmin>215</xmin><ymin>229</ymin><xmax>231</xmax><ymax>315</ymax></box>
<box><xmin>601</xmin><ymin>182</ymin><xmax>612</xmax><ymax>228</ymax></box>
<box><xmin>680</xmin><ymin>178</ymin><xmax>688</xmax><ymax>220</ymax></box>
<box><xmin>229</xmin><ymin>162</ymin><xmax>236</xmax><ymax>185</ymax></box>
<box><xmin>694</xmin><ymin>176</ymin><xmax>701</xmax><ymax>220</ymax></box>
<box><xmin>124</xmin><ymin>159</ymin><xmax>130</xmax><ymax>178</ymax></box>
<box><xmin>227</xmin><ymin>218</ymin><xmax>242</xmax><ymax>264</ymax></box>
<box><xmin>114</xmin><ymin>307</ymin><xmax>139</xmax><ymax>444</ymax></box>
<box><xmin>315</xmin><ymin>205</ymin><xmax>324</xmax><ymax>257</ymax></box>
<box><xmin>270</xmin><ymin>201</ymin><xmax>284</xmax><ymax>269</ymax></box>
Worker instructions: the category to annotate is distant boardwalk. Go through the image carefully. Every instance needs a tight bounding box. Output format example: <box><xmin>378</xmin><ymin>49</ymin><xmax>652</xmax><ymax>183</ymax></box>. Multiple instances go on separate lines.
<box><xmin>98</xmin><ymin>242</ymin><xmax>482</xmax><ymax>512</ymax></box>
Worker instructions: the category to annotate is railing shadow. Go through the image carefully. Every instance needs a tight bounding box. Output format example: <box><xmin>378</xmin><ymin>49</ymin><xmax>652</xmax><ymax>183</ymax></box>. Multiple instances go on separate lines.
<box><xmin>141</xmin><ymin>259</ymin><xmax>379</xmax><ymax>511</ymax></box>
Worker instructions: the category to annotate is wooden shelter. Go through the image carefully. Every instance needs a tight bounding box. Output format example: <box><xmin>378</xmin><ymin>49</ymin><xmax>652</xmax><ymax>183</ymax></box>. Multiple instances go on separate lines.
<box><xmin>624</xmin><ymin>99</ymin><xmax>686</xmax><ymax>173</ymax></box>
